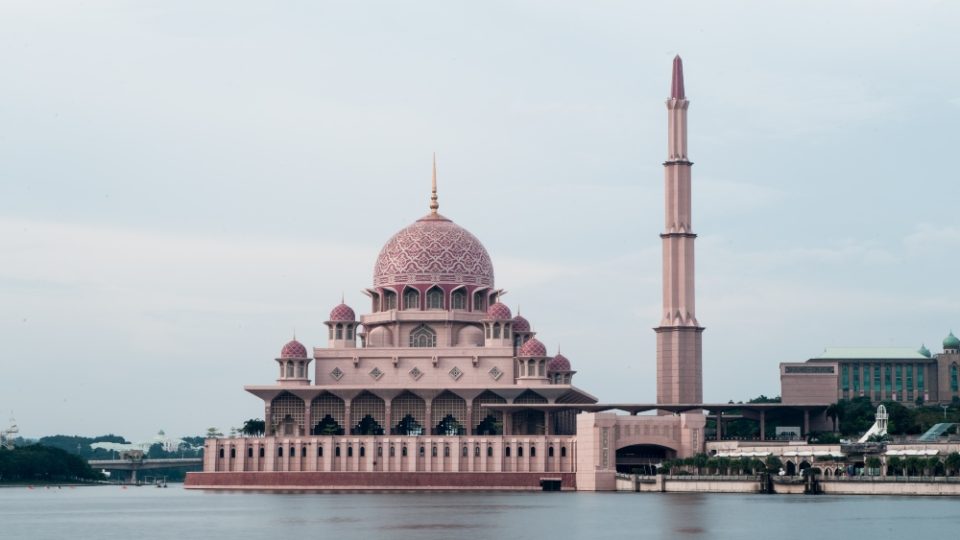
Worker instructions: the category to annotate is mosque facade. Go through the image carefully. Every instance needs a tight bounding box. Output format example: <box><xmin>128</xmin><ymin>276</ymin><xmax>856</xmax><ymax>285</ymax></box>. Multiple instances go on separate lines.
<box><xmin>185</xmin><ymin>58</ymin><xmax>706</xmax><ymax>491</ymax></box>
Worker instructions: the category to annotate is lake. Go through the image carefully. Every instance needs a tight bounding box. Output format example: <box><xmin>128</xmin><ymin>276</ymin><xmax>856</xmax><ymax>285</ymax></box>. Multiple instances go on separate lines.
<box><xmin>3</xmin><ymin>485</ymin><xmax>959</xmax><ymax>540</ymax></box>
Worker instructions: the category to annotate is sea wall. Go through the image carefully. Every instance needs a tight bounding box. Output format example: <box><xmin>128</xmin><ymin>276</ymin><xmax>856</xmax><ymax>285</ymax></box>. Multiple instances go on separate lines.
<box><xmin>616</xmin><ymin>475</ymin><xmax>761</xmax><ymax>493</ymax></box>
<box><xmin>184</xmin><ymin>471</ymin><xmax>575</xmax><ymax>491</ymax></box>
<box><xmin>820</xmin><ymin>478</ymin><xmax>960</xmax><ymax>496</ymax></box>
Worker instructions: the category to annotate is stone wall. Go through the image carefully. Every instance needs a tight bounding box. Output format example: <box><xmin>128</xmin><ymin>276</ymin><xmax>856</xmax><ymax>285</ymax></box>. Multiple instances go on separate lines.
<box><xmin>185</xmin><ymin>471</ymin><xmax>575</xmax><ymax>491</ymax></box>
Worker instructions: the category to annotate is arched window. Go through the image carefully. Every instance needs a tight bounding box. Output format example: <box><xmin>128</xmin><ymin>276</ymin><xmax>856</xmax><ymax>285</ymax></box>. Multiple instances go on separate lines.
<box><xmin>505</xmin><ymin>446</ymin><xmax>511</xmax><ymax>457</ymax></box>
<box><xmin>259</xmin><ymin>447</ymin><xmax>265</xmax><ymax>458</ymax></box>
<box><xmin>218</xmin><ymin>448</ymin><xmax>224</xmax><ymax>459</ymax></box>
<box><xmin>427</xmin><ymin>287</ymin><xmax>443</xmax><ymax>310</ymax></box>
<box><xmin>561</xmin><ymin>446</ymin><xmax>567</xmax><ymax>458</ymax></box>
<box><xmin>493</xmin><ymin>324</ymin><xmax>501</xmax><ymax>339</ymax></box>
<box><xmin>347</xmin><ymin>447</ymin><xmax>353</xmax><ymax>458</ymax></box>
<box><xmin>346</xmin><ymin>325</ymin><xmax>354</xmax><ymax>340</ymax></box>
<box><xmin>548</xmin><ymin>446</ymin><xmax>554</xmax><ymax>458</ymax></box>
<box><xmin>277</xmin><ymin>447</ymin><xmax>283</xmax><ymax>457</ymax></box>
<box><xmin>530</xmin><ymin>445</ymin><xmax>536</xmax><ymax>457</ymax></box>
<box><xmin>377</xmin><ymin>446</ymin><xmax>383</xmax><ymax>457</ymax></box>
<box><xmin>403</xmin><ymin>289</ymin><xmax>420</xmax><ymax>310</ymax></box>
<box><xmin>402</xmin><ymin>446</ymin><xmax>408</xmax><ymax>457</ymax></box>
<box><xmin>301</xmin><ymin>446</ymin><xmax>307</xmax><ymax>457</ymax></box>
<box><xmin>432</xmin><ymin>446</ymin><xmax>438</xmax><ymax>457</ymax></box>
<box><xmin>952</xmin><ymin>364</ymin><xmax>959</xmax><ymax>392</ymax></box>
<box><xmin>296</xmin><ymin>362</ymin><xmax>304</xmax><ymax>378</ymax></box>
<box><xmin>286</xmin><ymin>362</ymin><xmax>294</xmax><ymax>378</ymax></box>
<box><xmin>390</xmin><ymin>446</ymin><xmax>395</xmax><ymax>457</ymax></box>
<box><xmin>409</xmin><ymin>324</ymin><xmax>437</xmax><ymax>347</ymax></box>
<box><xmin>487</xmin><ymin>446</ymin><xmax>493</xmax><ymax>457</ymax></box>
<box><xmin>318</xmin><ymin>446</ymin><xmax>323</xmax><ymax>457</ymax></box>
<box><xmin>473</xmin><ymin>291</ymin><xmax>486</xmax><ymax>311</ymax></box>
<box><xmin>247</xmin><ymin>447</ymin><xmax>253</xmax><ymax>458</ymax></box>
<box><xmin>419</xmin><ymin>446</ymin><xmax>425</xmax><ymax>457</ymax></box>
<box><xmin>518</xmin><ymin>446</ymin><xmax>523</xmax><ymax>458</ymax></box>
<box><xmin>359</xmin><ymin>446</ymin><xmax>365</xmax><ymax>457</ymax></box>
<box><xmin>335</xmin><ymin>446</ymin><xmax>341</xmax><ymax>457</ymax></box>
<box><xmin>452</xmin><ymin>289</ymin><xmax>467</xmax><ymax>310</ymax></box>
<box><xmin>503</xmin><ymin>324</ymin><xmax>511</xmax><ymax>339</ymax></box>
<box><xmin>336</xmin><ymin>324</ymin><xmax>343</xmax><ymax>339</ymax></box>
<box><xmin>384</xmin><ymin>290</ymin><xmax>397</xmax><ymax>310</ymax></box>
<box><xmin>475</xmin><ymin>446</ymin><xmax>480</xmax><ymax>457</ymax></box>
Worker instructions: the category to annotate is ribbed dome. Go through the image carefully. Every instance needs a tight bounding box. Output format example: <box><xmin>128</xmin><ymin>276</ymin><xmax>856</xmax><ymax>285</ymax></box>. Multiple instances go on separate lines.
<box><xmin>373</xmin><ymin>213</ymin><xmax>494</xmax><ymax>289</ymax></box>
<box><xmin>548</xmin><ymin>353</ymin><xmax>571</xmax><ymax>372</ymax></box>
<box><xmin>329</xmin><ymin>303</ymin><xmax>356</xmax><ymax>321</ymax></box>
<box><xmin>518</xmin><ymin>337</ymin><xmax>547</xmax><ymax>357</ymax></box>
<box><xmin>512</xmin><ymin>315</ymin><xmax>530</xmax><ymax>332</ymax></box>
<box><xmin>280</xmin><ymin>339</ymin><xmax>308</xmax><ymax>359</ymax></box>
<box><xmin>944</xmin><ymin>332</ymin><xmax>960</xmax><ymax>350</ymax></box>
<box><xmin>486</xmin><ymin>302</ymin><xmax>512</xmax><ymax>320</ymax></box>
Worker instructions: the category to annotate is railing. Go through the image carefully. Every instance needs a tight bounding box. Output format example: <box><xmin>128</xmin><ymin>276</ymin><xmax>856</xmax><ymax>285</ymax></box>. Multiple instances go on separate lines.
<box><xmin>826</xmin><ymin>475</ymin><xmax>960</xmax><ymax>483</ymax></box>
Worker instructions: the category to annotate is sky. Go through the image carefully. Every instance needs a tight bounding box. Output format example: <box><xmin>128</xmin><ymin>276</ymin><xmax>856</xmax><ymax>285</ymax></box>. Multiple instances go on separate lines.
<box><xmin>1</xmin><ymin>0</ymin><xmax>958</xmax><ymax>442</ymax></box>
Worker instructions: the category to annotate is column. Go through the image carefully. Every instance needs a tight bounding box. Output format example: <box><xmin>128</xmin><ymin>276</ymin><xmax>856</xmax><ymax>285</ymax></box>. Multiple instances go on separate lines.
<box><xmin>715</xmin><ymin>411</ymin><xmax>722</xmax><ymax>440</ymax></box>
<box><xmin>465</xmin><ymin>403</ymin><xmax>474</xmax><ymax>435</ymax></box>
<box><xmin>759</xmin><ymin>410</ymin><xmax>766</xmax><ymax>441</ymax></box>
<box><xmin>803</xmin><ymin>410</ymin><xmax>810</xmax><ymax>437</ymax></box>
<box><xmin>343</xmin><ymin>399</ymin><xmax>352</xmax><ymax>435</ymax></box>
<box><xmin>303</xmin><ymin>397</ymin><xmax>312</xmax><ymax>436</ymax></box>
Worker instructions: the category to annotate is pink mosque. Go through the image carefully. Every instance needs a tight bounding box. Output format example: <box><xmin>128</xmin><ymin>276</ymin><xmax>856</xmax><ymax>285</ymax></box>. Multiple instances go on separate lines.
<box><xmin>186</xmin><ymin>57</ymin><xmax>710</xmax><ymax>491</ymax></box>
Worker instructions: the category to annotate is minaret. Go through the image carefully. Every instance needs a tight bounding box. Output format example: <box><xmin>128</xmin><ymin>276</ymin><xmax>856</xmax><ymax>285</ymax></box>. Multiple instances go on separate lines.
<box><xmin>655</xmin><ymin>56</ymin><xmax>704</xmax><ymax>405</ymax></box>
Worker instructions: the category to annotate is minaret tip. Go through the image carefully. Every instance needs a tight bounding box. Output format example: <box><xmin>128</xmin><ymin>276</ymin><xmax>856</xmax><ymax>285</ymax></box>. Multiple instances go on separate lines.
<box><xmin>429</xmin><ymin>153</ymin><xmax>439</xmax><ymax>214</ymax></box>
<box><xmin>671</xmin><ymin>55</ymin><xmax>685</xmax><ymax>99</ymax></box>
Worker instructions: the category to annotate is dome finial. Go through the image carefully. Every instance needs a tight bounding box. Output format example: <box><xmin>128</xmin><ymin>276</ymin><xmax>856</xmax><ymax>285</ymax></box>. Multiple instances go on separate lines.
<box><xmin>429</xmin><ymin>152</ymin><xmax>439</xmax><ymax>214</ymax></box>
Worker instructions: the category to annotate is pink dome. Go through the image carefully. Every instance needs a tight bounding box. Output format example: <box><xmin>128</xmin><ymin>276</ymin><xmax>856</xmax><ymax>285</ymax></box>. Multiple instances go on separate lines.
<box><xmin>512</xmin><ymin>315</ymin><xmax>530</xmax><ymax>332</ymax></box>
<box><xmin>329</xmin><ymin>303</ymin><xmax>356</xmax><ymax>321</ymax></box>
<box><xmin>486</xmin><ymin>302</ymin><xmax>512</xmax><ymax>320</ymax></box>
<box><xmin>280</xmin><ymin>339</ymin><xmax>308</xmax><ymax>359</ymax></box>
<box><xmin>518</xmin><ymin>337</ymin><xmax>547</xmax><ymax>357</ymax></box>
<box><xmin>373</xmin><ymin>214</ymin><xmax>494</xmax><ymax>289</ymax></box>
<box><xmin>548</xmin><ymin>353</ymin><xmax>571</xmax><ymax>372</ymax></box>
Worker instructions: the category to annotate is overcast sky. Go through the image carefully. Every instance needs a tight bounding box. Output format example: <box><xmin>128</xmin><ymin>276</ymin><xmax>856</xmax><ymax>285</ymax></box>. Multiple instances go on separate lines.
<box><xmin>2</xmin><ymin>1</ymin><xmax>958</xmax><ymax>441</ymax></box>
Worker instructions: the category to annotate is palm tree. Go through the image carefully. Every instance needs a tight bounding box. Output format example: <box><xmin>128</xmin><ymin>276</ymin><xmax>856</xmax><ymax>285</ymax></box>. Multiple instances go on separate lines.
<box><xmin>865</xmin><ymin>456</ymin><xmax>882</xmax><ymax>476</ymax></box>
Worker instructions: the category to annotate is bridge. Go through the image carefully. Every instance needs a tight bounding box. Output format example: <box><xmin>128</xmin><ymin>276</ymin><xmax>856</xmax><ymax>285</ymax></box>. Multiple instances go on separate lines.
<box><xmin>88</xmin><ymin>457</ymin><xmax>203</xmax><ymax>484</ymax></box>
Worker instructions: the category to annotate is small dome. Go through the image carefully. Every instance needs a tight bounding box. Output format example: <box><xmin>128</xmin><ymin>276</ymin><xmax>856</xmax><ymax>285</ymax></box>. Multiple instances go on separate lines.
<box><xmin>919</xmin><ymin>344</ymin><xmax>932</xmax><ymax>358</ymax></box>
<box><xmin>944</xmin><ymin>332</ymin><xmax>960</xmax><ymax>351</ymax></box>
<box><xmin>280</xmin><ymin>339</ymin><xmax>308</xmax><ymax>359</ymax></box>
<box><xmin>518</xmin><ymin>337</ymin><xmax>547</xmax><ymax>357</ymax></box>
<box><xmin>512</xmin><ymin>315</ymin><xmax>531</xmax><ymax>332</ymax></box>
<box><xmin>548</xmin><ymin>353</ymin><xmax>571</xmax><ymax>372</ymax></box>
<box><xmin>456</xmin><ymin>325</ymin><xmax>484</xmax><ymax>347</ymax></box>
<box><xmin>329</xmin><ymin>303</ymin><xmax>356</xmax><ymax>322</ymax></box>
<box><xmin>487</xmin><ymin>302</ymin><xmax>512</xmax><ymax>320</ymax></box>
<box><xmin>367</xmin><ymin>326</ymin><xmax>392</xmax><ymax>347</ymax></box>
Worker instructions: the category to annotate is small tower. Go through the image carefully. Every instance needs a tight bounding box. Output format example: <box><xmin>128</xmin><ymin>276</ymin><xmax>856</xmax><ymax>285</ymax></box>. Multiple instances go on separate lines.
<box><xmin>547</xmin><ymin>351</ymin><xmax>576</xmax><ymax>385</ymax></box>
<box><xmin>482</xmin><ymin>302</ymin><xmax>513</xmax><ymax>347</ymax></box>
<box><xmin>326</xmin><ymin>302</ymin><xmax>358</xmax><ymax>348</ymax></box>
<box><xmin>516</xmin><ymin>337</ymin><xmax>550</xmax><ymax>383</ymax></box>
<box><xmin>276</xmin><ymin>338</ymin><xmax>311</xmax><ymax>385</ymax></box>
<box><xmin>511</xmin><ymin>313</ymin><xmax>535</xmax><ymax>351</ymax></box>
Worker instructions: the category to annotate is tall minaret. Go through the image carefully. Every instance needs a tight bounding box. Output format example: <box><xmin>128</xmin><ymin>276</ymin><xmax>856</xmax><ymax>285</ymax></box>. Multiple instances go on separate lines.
<box><xmin>655</xmin><ymin>56</ymin><xmax>704</xmax><ymax>405</ymax></box>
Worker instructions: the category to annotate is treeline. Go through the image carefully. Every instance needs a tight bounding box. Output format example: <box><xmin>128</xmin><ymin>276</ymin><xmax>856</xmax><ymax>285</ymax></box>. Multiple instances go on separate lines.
<box><xmin>0</xmin><ymin>445</ymin><xmax>104</xmax><ymax>483</ymax></box>
<box><xmin>829</xmin><ymin>397</ymin><xmax>960</xmax><ymax>436</ymax></box>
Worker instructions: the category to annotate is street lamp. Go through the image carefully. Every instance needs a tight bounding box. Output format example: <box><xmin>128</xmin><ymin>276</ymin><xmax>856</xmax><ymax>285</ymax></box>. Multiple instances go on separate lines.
<box><xmin>941</xmin><ymin>404</ymin><xmax>949</xmax><ymax>420</ymax></box>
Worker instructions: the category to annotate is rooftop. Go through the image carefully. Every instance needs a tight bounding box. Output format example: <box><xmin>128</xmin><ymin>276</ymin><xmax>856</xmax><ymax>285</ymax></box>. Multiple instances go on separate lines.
<box><xmin>814</xmin><ymin>347</ymin><xmax>930</xmax><ymax>360</ymax></box>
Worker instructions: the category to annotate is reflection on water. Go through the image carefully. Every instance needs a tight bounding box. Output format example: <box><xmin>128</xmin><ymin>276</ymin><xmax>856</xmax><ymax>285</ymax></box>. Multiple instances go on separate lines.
<box><xmin>3</xmin><ymin>486</ymin><xmax>960</xmax><ymax>540</ymax></box>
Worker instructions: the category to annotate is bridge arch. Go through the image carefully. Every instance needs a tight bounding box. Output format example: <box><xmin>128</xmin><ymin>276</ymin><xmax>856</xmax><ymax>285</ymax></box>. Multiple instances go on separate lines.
<box><xmin>615</xmin><ymin>439</ymin><xmax>679</xmax><ymax>475</ymax></box>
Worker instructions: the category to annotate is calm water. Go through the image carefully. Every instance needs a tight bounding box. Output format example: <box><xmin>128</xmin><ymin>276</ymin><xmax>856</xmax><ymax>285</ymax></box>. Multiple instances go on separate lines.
<box><xmin>3</xmin><ymin>485</ymin><xmax>959</xmax><ymax>540</ymax></box>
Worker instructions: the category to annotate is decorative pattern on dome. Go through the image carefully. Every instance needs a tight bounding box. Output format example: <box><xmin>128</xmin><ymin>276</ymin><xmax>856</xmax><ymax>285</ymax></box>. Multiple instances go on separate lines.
<box><xmin>518</xmin><ymin>338</ymin><xmax>547</xmax><ymax>357</ymax></box>
<box><xmin>512</xmin><ymin>315</ymin><xmax>530</xmax><ymax>332</ymax></box>
<box><xmin>329</xmin><ymin>303</ymin><xmax>356</xmax><ymax>321</ymax></box>
<box><xmin>280</xmin><ymin>339</ymin><xmax>307</xmax><ymax>359</ymax></box>
<box><xmin>486</xmin><ymin>302</ymin><xmax>512</xmax><ymax>320</ymax></box>
<box><xmin>548</xmin><ymin>353</ymin><xmax>572</xmax><ymax>372</ymax></box>
<box><xmin>373</xmin><ymin>215</ymin><xmax>494</xmax><ymax>288</ymax></box>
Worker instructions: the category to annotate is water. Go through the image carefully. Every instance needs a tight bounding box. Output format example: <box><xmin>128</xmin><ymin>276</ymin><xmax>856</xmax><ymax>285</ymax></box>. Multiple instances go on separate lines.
<box><xmin>3</xmin><ymin>485</ymin><xmax>959</xmax><ymax>540</ymax></box>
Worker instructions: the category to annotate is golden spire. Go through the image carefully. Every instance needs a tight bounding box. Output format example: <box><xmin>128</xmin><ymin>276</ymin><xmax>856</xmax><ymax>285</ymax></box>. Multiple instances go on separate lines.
<box><xmin>429</xmin><ymin>152</ymin><xmax>439</xmax><ymax>214</ymax></box>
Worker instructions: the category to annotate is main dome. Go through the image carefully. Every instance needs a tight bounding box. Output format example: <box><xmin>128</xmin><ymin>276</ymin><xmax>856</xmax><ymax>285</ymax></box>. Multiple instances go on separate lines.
<box><xmin>373</xmin><ymin>213</ymin><xmax>494</xmax><ymax>288</ymax></box>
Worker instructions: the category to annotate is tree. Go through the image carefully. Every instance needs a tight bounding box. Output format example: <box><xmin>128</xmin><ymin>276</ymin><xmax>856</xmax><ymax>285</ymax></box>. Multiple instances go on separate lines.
<box><xmin>693</xmin><ymin>453</ymin><xmax>708</xmax><ymax>475</ymax></box>
<box><xmin>887</xmin><ymin>456</ymin><xmax>903</xmax><ymax>476</ymax></box>
<box><xmin>206</xmin><ymin>428</ymin><xmax>223</xmax><ymax>439</ymax></box>
<box><xmin>765</xmin><ymin>455</ymin><xmax>783</xmax><ymax>473</ymax></box>
<box><xmin>865</xmin><ymin>456</ymin><xmax>882</xmax><ymax>476</ymax></box>
<box><xmin>945</xmin><ymin>452</ymin><xmax>960</xmax><ymax>476</ymax></box>
<box><xmin>904</xmin><ymin>456</ymin><xmax>923</xmax><ymax>476</ymax></box>
<box><xmin>239</xmin><ymin>419</ymin><xmax>265</xmax><ymax>437</ymax></box>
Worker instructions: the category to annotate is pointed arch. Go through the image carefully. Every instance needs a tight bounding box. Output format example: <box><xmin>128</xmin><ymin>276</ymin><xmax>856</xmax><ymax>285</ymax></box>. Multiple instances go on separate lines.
<box><xmin>409</xmin><ymin>324</ymin><xmax>437</xmax><ymax>347</ymax></box>
<box><xmin>451</xmin><ymin>286</ymin><xmax>467</xmax><ymax>310</ymax></box>
<box><xmin>391</xmin><ymin>390</ymin><xmax>426</xmax><ymax>435</ymax></box>
<box><xmin>426</xmin><ymin>286</ymin><xmax>444</xmax><ymax>310</ymax></box>
<box><xmin>402</xmin><ymin>286</ymin><xmax>420</xmax><ymax>310</ymax></box>
<box><xmin>432</xmin><ymin>391</ymin><xmax>467</xmax><ymax>435</ymax></box>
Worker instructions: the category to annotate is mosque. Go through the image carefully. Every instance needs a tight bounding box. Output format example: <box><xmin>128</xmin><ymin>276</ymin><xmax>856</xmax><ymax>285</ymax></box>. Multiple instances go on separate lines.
<box><xmin>186</xmin><ymin>57</ymin><xmax>784</xmax><ymax>491</ymax></box>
